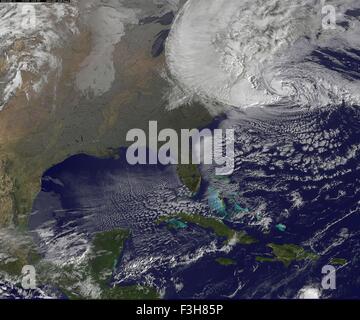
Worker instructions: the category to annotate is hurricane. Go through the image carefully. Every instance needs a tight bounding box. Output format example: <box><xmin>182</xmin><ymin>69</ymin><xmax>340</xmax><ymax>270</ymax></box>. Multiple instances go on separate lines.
<box><xmin>166</xmin><ymin>0</ymin><xmax>360</xmax><ymax>109</ymax></box>
<box><xmin>1</xmin><ymin>0</ymin><xmax>360</xmax><ymax>300</ymax></box>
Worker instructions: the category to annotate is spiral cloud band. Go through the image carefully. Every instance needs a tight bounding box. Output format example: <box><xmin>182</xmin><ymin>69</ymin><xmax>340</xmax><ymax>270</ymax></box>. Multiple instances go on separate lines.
<box><xmin>166</xmin><ymin>0</ymin><xmax>360</xmax><ymax>109</ymax></box>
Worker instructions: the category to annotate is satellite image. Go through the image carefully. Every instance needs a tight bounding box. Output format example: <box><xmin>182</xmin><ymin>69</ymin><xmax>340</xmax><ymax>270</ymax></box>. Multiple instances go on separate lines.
<box><xmin>0</xmin><ymin>0</ymin><xmax>359</xmax><ymax>302</ymax></box>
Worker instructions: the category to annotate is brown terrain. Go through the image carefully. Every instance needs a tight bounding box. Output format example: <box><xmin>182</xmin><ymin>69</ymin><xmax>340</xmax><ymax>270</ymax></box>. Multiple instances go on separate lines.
<box><xmin>0</xmin><ymin>13</ymin><xmax>211</xmax><ymax>228</ymax></box>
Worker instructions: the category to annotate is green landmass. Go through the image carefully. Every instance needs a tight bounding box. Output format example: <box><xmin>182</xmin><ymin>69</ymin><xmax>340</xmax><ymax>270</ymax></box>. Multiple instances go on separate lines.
<box><xmin>101</xmin><ymin>285</ymin><xmax>159</xmax><ymax>300</ymax></box>
<box><xmin>0</xmin><ymin>250</ymin><xmax>40</xmax><ymax>277</ymax></box>
<box><xmin>255</xmin><ymin>256</ymin><xmax>276</xmax><ymax>263</ymax></box>
<box><xmin>266</xmin><ymin>243</ymin><xmax>318</xmax><ymax>267</ymax></box>
<box><xmin>0</xmin><ymin>21</ymin><xmax>213</xmax><ymax>229</ymax></box>
<box><xmin>35</xmin><ymin>229</ymin><xmax>159</xmax><ymax>300</ymax></box>
<box><xmin>329</xmin><ymin>258</ymin><xmax>347</xmax><ymax>266</ymax></box>
<box><xmin>236</xmin><ymin>231</ymin><xmax>258</xmax><ymax>245</ymax></box>
<box><xmin>157</xmin><ymin>212</ymin><xmax>257</xmax><ymax>245</ymax></box>
<box><xmin>176</xmin><ymin>164</ymin><xmax>202</xmax><ymax>194</ymax></box>
<box><xmin>0</xmin><ymin>233</ymin><xmax>41</xmax><ymax>278</ymax></box>
<box><xmin>177</xmin><ymin>212</ymin><xmax>235</xmax><ymax>240</ymax></box>
<box><xmin>216</xmin><ymin>258</ymin><xmax>236</xmax><ymax>266</ymax></box>
<box><xmin>89</xmin><ymin>229</ymin><xmax>130</xmax><ymax>286</ymax></box>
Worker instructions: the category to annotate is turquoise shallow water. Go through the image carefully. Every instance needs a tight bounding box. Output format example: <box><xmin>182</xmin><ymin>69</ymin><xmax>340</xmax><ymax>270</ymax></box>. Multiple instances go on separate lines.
<box><xmin>28</xmin><ymin>104</ymin><xmax>360</xmax><ymax>298</ymax></box>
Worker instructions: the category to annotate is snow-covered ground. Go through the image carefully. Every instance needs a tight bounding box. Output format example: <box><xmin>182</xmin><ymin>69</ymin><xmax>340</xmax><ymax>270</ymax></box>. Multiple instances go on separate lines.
<box><xmin>0</xmin><ymin>2</ymin><xmax>79</xmax><ymax>110</ymax></box>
